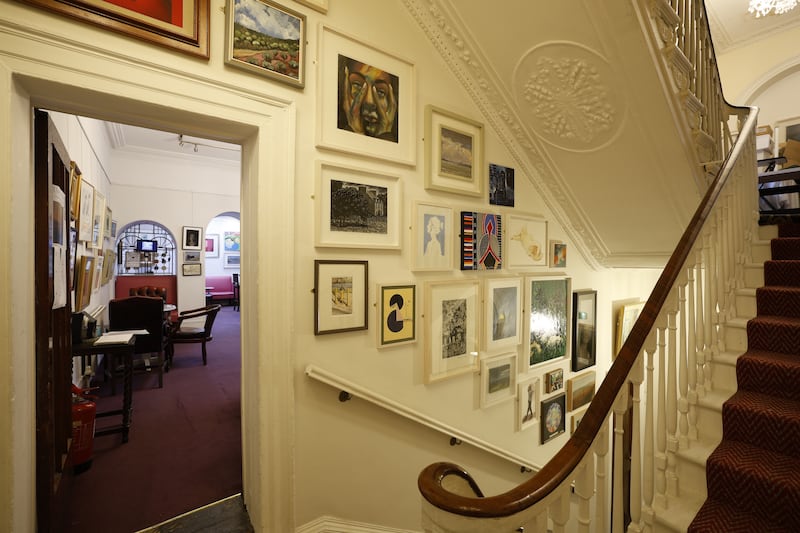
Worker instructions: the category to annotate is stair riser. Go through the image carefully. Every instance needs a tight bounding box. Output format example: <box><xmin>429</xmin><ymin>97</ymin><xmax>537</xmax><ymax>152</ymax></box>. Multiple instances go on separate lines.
<box><xmin>743</xmin><ymin>264</ymin><xmax>764</xmax><ymax>289</ymax></box>
<box><xmin>771</xmin><ymin>238</ymin><xmax>800</xmax><ymax>260</ymax></box>
<box><xmin>737</xmin><ymin>355</ymin><xmax>800</xmax><ymax>403</ymax></box>
<box><xmin>756</xmin><ymin>288</ymin><xmax>800</xmax><ymax>318</ymax></box>
<box><xmin>723</xmin><ymin>324</ymin><xmax>747</xmax><ymax>353</ymax></box>
<box><xmin>750</xmin><ymin>241</ymin><xmax>772</xmax><ymax>263</ymax></box>
<box><xmin>723</xmin><ymin>404</ymin><xmax>800</xmax><ymax>458</ymax></box>
<box><xmin>735</xmin><ymin>292</ymin><xmax>757</xmax><ymax>319</ymax></box>
<box><xmin>759</xmin><ymin>225</ymin><xmax>779</xmax><ymax>241</ymax></box>
<box><xmin>694</xmin><ymin>402</ymin><xmax>723</xmax><ymax>445</ymax></box>
<box><xmin>710</xmin><ymin>358</ymin><xmax>737</xmax><ymax>392</ymax></box>
<box><xmin>764</xmin><ymin>261</ymin><xmax>800</xmax><ymax>287</ymax></box>
<box><xmin>675</xmin><ymin>456</ymin><xmax>708</xmax><ymax>501</ymax></box>
<box><xmin>746</xmin><ymin>319</ymin><xmax>800</xmax><ymax>354</ymax></box>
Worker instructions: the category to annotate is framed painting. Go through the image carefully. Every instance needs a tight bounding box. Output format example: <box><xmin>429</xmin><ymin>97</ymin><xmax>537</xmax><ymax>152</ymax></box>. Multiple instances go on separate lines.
<box><xmin>572</xmin><ymin>290</ymin><xmax>597</xmax><ymax>371</ymax></box>
<box><xmin>317</xmin><ymin>24</ymin><xmax>416</xmax><ymax>166</ymax></box>
<box><xmin>423</xmin><ymin>279</ymin><xmax>480</xmax><ymax>383</ymax></box>
<box><xmin>110</xmin><ymin>219</ymin><xmax>118</xmax><ymax>238</ymax></box>
<box><xmin>411</xmin><ymin>201</ymin><xmax>453</xmax><ymax>272</ymax></box>
<box><xmin>91</xmin><ymin>191</ymin><xmax>105</xmax><ymax>250</ymax></box>
<box><xmin>484</xmin><ymin>277</ymin><xmax>522</xmax><ymax>352</ymax></box>
<box><xmin>516</xmin><ymin>375</ymin><xmax>540</xmax><ymax>431</ymax></box>
<box><xmin>461</xmin><ymin>211</ymin><xmax>503</xmax><ymax>271</ymax></box>
<box><xmin>225</xmin><ymin>0</ymin><xmax>306</xmax><ymax>88</ymax></box>
<box><xmin>183</xmin><ymin>226</ymin><xmax>202</xmax><ymax>250</ymax></box>
<box><xmin>101</xmin><ymin>249</ymin><xmax>115</xmax><ymax>285</ymax></box>
<box><xmin>183</xmin><ymin>251</ymin><xmax>201</xmax><ymax>263</ymax></box>
<box><xmin>69</xmin><ymin>161</ymin><xmax>81</xmax><ymax>221</ymax></box>
<box><xmin>541</xmin><ymin>393</ymin><xmax>566</xmax><ymax>444</ymax></box>
<box><xmin>489</xmin><ymin>163</ymin><xmax>514</xmax><ymax>207</ymax></box>
<box><xmin>224</xmin><ymin>231</ymin><xmax>241</xmax><ymax>252</ymax></box>
<box><xmin>544</xmin><ymin>367</ymin><xmax>564</xmax><ymax>393</ymax></box>
<box><xmin>314</xmin><ymin>260</ymin><xmax>368</xmax><ymax>335</ymax></box>
<box><xmin>567</xmin><ymin>370</ymin><xmax>596</xmax><ymax>411</ymax></box>
<box><xmin>75</xmin><ymin>255</ymin><xmax>94</xmax><ymax>311</ymax></box>
<box><xmin>316</xmin><ymin>162</ymin><xmax>401</xmax><ymax>250</ymax></box>
<box><xmin>525</xmin><ymin>276</ymin><xmax>571</xmax><ymax>369</ymax></box>
<box><xmin>425</xmin><ymin>105</ymin><xmax>484</xmax><ymax>197</ymax></box>
<box><xmin>616</xmin><ymin>301</ymin><xmax>644</xmax><ymax>356</ymax></box>
<box><xmin>205</xmin><ymin>234</ymin><xmax>220</xmax><ymax>258</ymax></box>
<box><xmin>571</xmin><ymin>407</ymin><xmax>588</xmax><ymax>434</ymax></box>
<box><xmin>224</xmin><ymin>253</ymin><xmax>241</xmax><ymax>268</ymax></box>
<box><xmin>377</xmin><ymin>283</ymin><xmax>416</xmax><ymax>348</ymax></box>
<box><xmin>480</xmin><ymin>352</ymin><xmax>517</xmax><ymax>408</ymax></box>
<box><xmin>103</xmin><ymin>206</ymin><xmax>112</xmax><ymax>239</ymax></box>
<box><xmin>550</xmin><ymin>240</ymin><xmax>567</xmax><ymax>268</ymax></box>
<box><xmin>182</xmin><ymin>263</ymin><xmax>202</xmax><ymax>276</ymax></box>
<box><xmin>18</xmin><ymin>0</ymin><xmax>210</xmax><ymax>58</ymax></box>
<box><xmin>505</xmin><ymin>213</ymin><xmax>547</xmax><ymax>269</ymax></box>
<box><xmin>92</xmin><ymin>254</ymin><xmax>104</xmax><ymax>291</ymax></box>
<box><xmin>77</xmin><ymin>178</ymin><xmax>94</xmax><ymax>243</ymax></box>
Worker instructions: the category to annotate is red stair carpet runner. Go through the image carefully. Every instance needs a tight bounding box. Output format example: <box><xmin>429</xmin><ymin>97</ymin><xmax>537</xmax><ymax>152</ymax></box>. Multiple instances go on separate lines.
<box><xmin>688</xmin><ymin>223</ymin><xmax>800</xmax><ymax>532</ymax></box>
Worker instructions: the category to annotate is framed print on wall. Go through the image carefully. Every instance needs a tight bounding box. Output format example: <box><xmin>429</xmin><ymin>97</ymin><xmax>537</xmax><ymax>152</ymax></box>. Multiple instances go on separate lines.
<box><xmin>516</xmin><ymin>375</ymin><xmax>540</xmax><ymax>431</ymax></box>
<box><xmin>550</xmin><ymin>240</ymin><xmax>567</xmax><ymax>268</ymax></box>
<box><xmin>183</xmin><ymin>251</ymin><xmax>201</xmax><ymax>263</ymax></box>
<box><xmin>541</xmin><ymin>393</ymin><xmax>566</xmax><ymax>444</ymax></box>
<box><xmin>69</xmin><ymin>161</ymin><xmax>81</xmax><ymax>221</ymax></box>
<box><xmin>91</xmin><ymin>191</ymin><xmax>106</xmax><ymax>250</ymax></box>
<box><xmin>423</xmin><ymin>279</ymin><xmax>480</xmax><ymax>384</ymax></box>
<box><xmin>377</xmin><ymin>284</ymin><xmax>416</xmax><ymax>348</ymax></box>
<box><xmin>461</xmin><ymin>211</ymin><xmax>502</xmax><ymax>270</ymax></box>
<box><xmin>316</xmin><ymin>162</ymin><xmax>401</xmax><ymax>250</ymax></box>
<box><xmin>183</xmin><ymin>226</ymin><xmax>202</xmax><ymax>250</ymax></box>
<box><xmin>480</xmin><ymin>352</ymin><xmax>517</xmax><ymax>408</ymax></box>
<box><xmin>294</xmin><ymin>0</ymin><xmax>327</xmax><ymax>12</ymax></box>
<box><xmin>182</xmin><ymin>263</ymin><xmax>202</xmax><ymax>276</ymax></box>
<box><xmin>205</xmin><ymin>234</ymin><xmax>220</xmax><ymax>258</ymax></box>
<box><xmin>225</xmin><ymin>0</ymin><xmax>306</xmax><ymax>88</ymax></box>
<box><xmin>103</xmin><ymin>206</ymin><xmax>112</xmax><ymax>239</ymax></box>
<box><xmin>484</xmin><ymin>277</ymin><xmax>522</xmax><ymax>352</ymax></box>
<box><xmin>224</xmin><ymin>253</ymin><xmax>241</xmax><ymax>268</ymax></box>
<box><xmin>567</xmin><ymin>370</ymin><xmax>596</xmax><ymax>411</ymax></box>
<box><xmin>411</xmin><ymin>201</ymin><xmax>453</xmax><ymax>272</ymax></box>
<box><xmin>75</xmin><ymin>255</ymin><xmax>94</xmax><ymax>311</ymax></box>
<box><xmin>77</xmin><ymin>178</ymin><xmax>94</xmax><ymax>243</ymax></box>
<box><xmin>506</xmin><ymin>213</ymin><xmax>547</xmax><ymax>269</ymax></box>
<box><xmin>314</xmin><ymin>260</ymin><xmax>368</xmax><ymax>335</ymax></box>
<box><xmin>425</xmin><ymin>105</ymin><xmax>485</xmax><ymax>197</ymax></box>
<box><xmin>19</xmin><ymin>0</ymin><xmax>210</xmax><ymax>58</ymax></box>
<box><xmin>616</xmin><ymin>301</ymin><xmax>644</xmax><ymax>356</ymax></box>
<box><xmin>489</xmin><ymin>163</ymin><xmax>515</xmax><ymax>207</ymax></box>
<box><xmin>572</xmin><ymin>290</ymin><xmax>597</xmax><ymax>371</ymax></box>
<box><xmin>317</xmin><ymin>24</ymin><xmax>416</xmax><ymax>166</ymax></box>
<box><xmin>224</xmin><ymin>231</ymin><xmax>241</xmax><ymax>252</ymax></box>
<box><xmin>544</xmin><ymin>367</ymin><xmax>564</xmax><ymax>393</ymax></box>
<box><xmin>526</xmin><ymin>276</ymin><xmax>571</xmax><ymax>369</ymax></box>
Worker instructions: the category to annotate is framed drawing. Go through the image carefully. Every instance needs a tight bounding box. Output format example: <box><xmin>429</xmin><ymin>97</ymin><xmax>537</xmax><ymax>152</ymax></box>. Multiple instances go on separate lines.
<box><xmin>75</xmin><ymin>255</ymin><xmax>94</xmax><ymax>311</ymax></box>
<box><xmin>377</xmin><ymin>284</ymin><xmax>416</xmax><ymax>348</ymax></box>
<box><xmin>567</xmin><ymin>371</ymin><xmax>596</xmax><ymax>411</ymax></box>
<box><xmin>544</xmin><ymin>367</ymin><xmax>564</xmax><ymax>393</ymax></box>
<box><xmin>103</xmin><ymin>206</ymin><xmax>112</xmax><ymax>239</ymax></box>
<box><xmin>69</xmin><ymin>161</ymin><xmax>81</xmax><ymax>220</ymax></box>
<box><xmin>550</xmin><ymin>240</ymin><xmax>567</xmax><ymax>268</ymax></box>
<box><xmin>461</xmin><ymin>211</ymin><xmax>502</xmax><ymax>270</ymax></box>
<box><xmin>425</xmin><ymin>105</ymin><xmax>484</xmax><ymax>197</ymax></box>
<box><xmin>183</xmin><ymin>251</ymin><xmax>201</xmax><ymax>263</ymax></box>
<box><xmin>616</xmin><ymin>301</ymin><xmax>644</xmax><ymax>356</ymax></box>
<box><xmin>294</xmin><ymin>0</ymin><xmax>327</xmax><ymax>12</ymax></box>
<box><xmin>489</xmin><ymin>163</ymin><xmax>514</xmax><ymax>207</ymax></box>
<box><xmin>77</xmin><ymin>178</ymin><xmax>94</xmax><ymax>243</ymax></box>
<box><xmin>225</xmin><ymin>0</ymin><xmax>306</xmax><ymax>88</ymax></box>
<box><xmin>571</xmin><ymin>407</ymin><xmax>588</xmax><ymax>434</ymax></box>
<box><xmin>572</xmin><ymin>290</ymin><xmax>597</xmax><ymax>371</ymax></box>
<box><xmin>224</xmin><ymin>253</ymin><xmax>241</xmax><ymax>268</ymax></box>
<box><xmin>484</xmin><ymin>277</ymin><xmax>522</xmax><ymax>352</ymax></box>
<box><xmin>224</xmin><ymin>231</ymin><xmax>241</xmax><ymax>252</ymax></box>
<box><xmin>91</xmin><ymin>191</ymin><xmax>105</xmax><ymax>250</ymax></box>
<box><xmin>316</xmin><ymin>162</ymin><xmax>401</xmax><ymax>250</ymax></box>
<box><xmin>411</xmin><ymin>201</ymin><xmax>453</xmax><ymax>271</ymax></box>
<box><xmin>110</xmin><ymin>220</ymin><xmax>118</xmax><ymax>238</ymax></box>
<box><xmin>314</xmin><ymin>260</ymin><xmax>368</xmax><ymax>335</ymax></box>
<box><xmin>183</xmin><ymin>226</ymin><xmax>202</xmax><ymax>250</ymax></box>
<box><xmin>423</xmin><ymin>279</ymin><xmax>480</xmax><ymax>383</ymax></box>
<box><xmin>480</xmin><ymin>352</ymin><xmax>517</xmax><ymax>408</ymax></box>
<box><xmin>182</xmin><ymin>263</ymin><xmax>202</xmax><ymax>276</ymax></box>
<box><xmin>516</xmin><ymin>375</ymin><xmax>540</xmax><ymax>431</ymax></box>
<box><xmin>101</xmin><ymin>249</ymin><xmax>115</xmax><ymax>286</ymax></box>
<box><xmin>506</xmin><ymin>213</ymin><xmax>547</xmax><ymax>269</ymax></box>
<box><xmin>92</xmin><ymin>254</ymin><xmax>104</xmax><ymax>291</ymax></box>
<box><xmin>317</xmin><ymin>24</ymin><xmax>416</xmax><ymax>166</ymax></box>
<box><xmin>526</xmin><ymin>276</ymin><xmax>571</xmax><ymax>368</ymax></box>
<box><xmin>19</xmin><ymin>0</ymin><xmax>210</xmax><ymax>58</ymax></box>
<box><xmin>541</xmin><ymin>393</ymin><xmax>566</xmax><ymax>444</ymax></box>
<box><xmin>205</xmin><ymin>234</ymin><xmax>220</xmax><ymax>258</ymax></box>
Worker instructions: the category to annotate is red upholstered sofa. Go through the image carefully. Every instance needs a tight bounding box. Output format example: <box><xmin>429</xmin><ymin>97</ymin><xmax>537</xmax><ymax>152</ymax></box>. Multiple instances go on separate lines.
<box><xmin>205</xmin><ymin>275</ymin><xmax>235</xmax><ymax>304</ymax></box>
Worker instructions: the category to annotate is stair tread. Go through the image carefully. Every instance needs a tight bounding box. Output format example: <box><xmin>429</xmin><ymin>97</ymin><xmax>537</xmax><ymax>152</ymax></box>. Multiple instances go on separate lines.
<box><xmin>689</xmin><ymin>498</ymin><xmax>797</xmax><ymax>533</ymax></box>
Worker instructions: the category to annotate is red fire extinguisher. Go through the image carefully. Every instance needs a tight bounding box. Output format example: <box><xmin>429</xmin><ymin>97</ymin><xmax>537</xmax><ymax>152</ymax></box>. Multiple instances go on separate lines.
<box><xmin>71</xmin><ymin>384</ymin><xmax>97</xmax><ymax>473</ymax></box>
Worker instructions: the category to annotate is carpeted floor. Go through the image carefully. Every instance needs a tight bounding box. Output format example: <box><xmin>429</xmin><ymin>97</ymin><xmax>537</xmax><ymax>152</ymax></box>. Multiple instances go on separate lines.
<box><xmin>65</xmin><ymin>305</ymin><xmax>244</xmax><ymax>533</ymax></box>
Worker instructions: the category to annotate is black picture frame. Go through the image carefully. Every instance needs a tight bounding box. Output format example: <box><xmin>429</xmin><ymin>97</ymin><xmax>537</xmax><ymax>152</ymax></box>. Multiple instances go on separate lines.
<box><xmin>541</xmin><ymin>393</ymin><xmax>566</xmax><ymax>444</ymax></box>
<box><xmin>572</xmin><ymin>290</ymin><xmax>597</xmax><ymax>371</ymax></box>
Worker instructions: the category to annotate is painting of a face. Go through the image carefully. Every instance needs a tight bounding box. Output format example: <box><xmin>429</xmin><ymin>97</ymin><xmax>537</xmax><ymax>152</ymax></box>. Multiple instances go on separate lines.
<box><xmin>338</xmin><ymin>55</ymin><xmax>399</xmax><ymax>142</ymax></box>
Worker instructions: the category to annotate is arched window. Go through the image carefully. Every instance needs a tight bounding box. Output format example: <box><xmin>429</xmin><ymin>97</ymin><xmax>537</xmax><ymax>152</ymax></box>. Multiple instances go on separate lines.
<box><xmin>115</xmin><ymin>220</ymin><xmax>177</xmax><ymax>276</ymax></box>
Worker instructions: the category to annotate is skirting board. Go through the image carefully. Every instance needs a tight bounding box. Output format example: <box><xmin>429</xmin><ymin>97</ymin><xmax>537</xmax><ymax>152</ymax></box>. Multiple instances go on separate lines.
<box><xmin>297</xmin><ymin>516</ymin><xmax>421</xmax><ymax>533</ymax></box>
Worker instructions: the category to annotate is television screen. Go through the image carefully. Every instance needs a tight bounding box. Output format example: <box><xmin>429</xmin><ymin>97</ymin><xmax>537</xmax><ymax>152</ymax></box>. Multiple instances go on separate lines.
<box><xmin>136</xmin><ymin>239</ymin><xmax>157</xmax><ymax>252</ymax></box>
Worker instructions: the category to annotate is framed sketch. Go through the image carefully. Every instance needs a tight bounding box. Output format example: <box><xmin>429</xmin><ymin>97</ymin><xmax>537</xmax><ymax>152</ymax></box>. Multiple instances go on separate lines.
<box><xmin>425</xmin><ymin>105</ymin><xmax>484</xmax><ymax>197</ymax></box>
<box><xmin>461</xmin><ymin>211</ymin><xmax>502</xmax><ymax>270</ymax></box>
<box><xmin>572</xmin><ymin>290</ymin><xmax>597</xmax><ymax>371</ymax></box>
<box><xmin>101</xmin><ymin>249</ymin><xmax>115</xmax><ymax>286</ymax></box>
<box><xmin>571</xmin><ymin>407</ymin><xmax>588</xmax><ymax>434</ymax></box>
<box><xmin>480</xmin><ymin>352</ymin><xmax>517</xmax><ymax>408</ymax></box>
<box><xmin>506</xmin><ymin>213</ymin><xmax>547</xmax><ymax>269</ymax></box>
<box><xmin>525</xmin><ymin>276</ymin><xmax>571</xmax><ymax>368</ymax></box>
<box><xmin>550</xmin><ymin>240</ymin><xmax>567</xmax><ymax>268</ymax></box>
<box><xmin>316</xmin><ymin>162</ymin><xmax>401</xmax><ymax>250</ymax></box>
<box><xmin>110</xmin><ymin>220</ymin><xmax>118</xmax><ymax>238</ymax></box>
<box><xmin>182</xmin><ymin>226</ymin><xmax>202</xmax><ymax>250</ymax></box>
<box><xmin>544</xmin><ymin>367</ymin><xmax>564</xmax><ymax>393</ymax></box>
<box><xmin>19</xmin><ymin>0</ymin><xmax>210</xmax><ymax>58</ymax></box>
<box><xmin>317</xmin><ymin>24</ymin><xmax>416</xmax><ymax>166</ymax></box>
<box><xmin>377</xmin><ymin>284</ymin><xmax>416</xmax><ymax>348</ymax></box>
<box><xmin>183</xmin><ymin>251</ymin><xmax>201</xmax><ymax>263</ymax></box>
<box><xmin>541</xmin><ymin>393</ymin><xmax>566</xmax><ymax>444</ymax></box>
<box><xmin>567</xmin><ymin>371</ymin><xmax>596</xmax><ymax>411</ymax></box>
<box><xmin>225</xmin><ymin>0</ymin><xmax>306</xmax><ymax>88</ymax></box>
<box><xmin>77</xmin><ymin>178</ymin><xmax>94</xmax><ymax>243</ymax></box>
<box><xmin>314</xmin><ymin>260</ymin><xmax>368</xmax><ymax>335</ymax></box>
<box><xmin>489</xmin><ymin>163</ymin><xmax>514</xmax><ymax>207</ymax></box>
<box><xmin>484</xmin><ymin>277</ymin><xmax>522</xmax><ymax>352</ymax></box>
<box><xmin>411</xmin><ymin>201</ymin><xmax>453</xmax><ymax>271</ymax></box>
<box><xmin>75</xmin><ymin>255</ymin><xmax>94</xmax><ymax>311</ymax></box>
<box><xmin>224</xmin><ymin>231</ymin><xmax>241</xmax><ymax>252</ymax></box>
<box><xmin>616</xmin><ymin>301</ymin><xmax>644</xmax><ymax>356</ymax></box>
<box><xmin>516</xmin><ymin>375</ymin><xmax>540</xmax><ymax>431</ymax></box>
<box><xmin>294</xmin><ymin>0</ymin><xmax>327</xmax><ymax>12</ymax></box>
<box><xmin>92</xmin><ymin>254</ymin><xmax>104</xmax><ymax>291</ymax></box>
<box><xmin>423</xmin><ymin>279</ymin><xmax>480</xmax><ymax>383</ymax></box>
<box><xmin>69</xmin><ymin>161</ymin><xmax>81</xmax><ymax>220</ymax></box>
<box><xmin>182</xmin><ymin>263</ymin><xmax>202</xmax><ymax>276</ymax></box>
<box><xmin>91</xmin><ymin>191</ymin><xmax>105</xmax><ymax>250</ymax></box>
<box><xmin>224</xmin><ymin>253</ymin><xmax>241</xmax><ymax>268</ymax></box>
<box><xmin>103</xmin><ymin>207</ymin><xmax>112</xmax><ymax>239</ymax></box>
<box><xmin>205</xmin><ymin>234</ymin><xmax>220</xmax><ymax>258</ymax></box>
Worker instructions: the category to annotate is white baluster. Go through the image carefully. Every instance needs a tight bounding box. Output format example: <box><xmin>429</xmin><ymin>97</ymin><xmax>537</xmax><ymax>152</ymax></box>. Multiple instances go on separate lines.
<box><xmin>595</xmin><ymin>419</ymin><xmax>609</xmax><ymax>533</ymax></box>
<box><xmin>695</xmin><ymin>246</ymin><xmax>707</xmax><ymax>399</ymax></box>
<box><xmin>550</xmin><ymin>490</ymin><xmax>569</xmax><ymax>533</ymax></box>
<box><xmin>627</xmin><ymin>353</ymin><xmax>644</xmax><ymax>533</ymax></box>
<box><xmin>642</xmin><ymin>330</ymin><xmax>657</xmax><ymax>533</ymax></box>
<box><xmin>666</xmin><ymin>294</ymin><xmax>679</xmax><ymax>498</ymax></box>
<box><xmin>655</xmin><ymin>320</ymin><xmax>667</xmax><ymax>508</ymax></box>
<box><xmin>613</xmin><ymin>385</ymin><xmax>628</xmax><ymax>533</ymax></box>
<box><xmin>677</xmin><ymin>274</ymin><xmax>689</xmax><ymax>450</ymax></box>
<box><xmin>575</xmin><ymin>458</ymin><xmax>593</xmax><ymax>533</ymax></box>
<box><xmin>686</xmin><ymin>259</ymin><xmax>698</xmax><ymax>441</ymax></box>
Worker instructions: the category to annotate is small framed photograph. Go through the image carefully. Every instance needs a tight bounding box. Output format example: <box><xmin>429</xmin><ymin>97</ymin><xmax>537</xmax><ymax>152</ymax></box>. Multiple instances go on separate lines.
<box><xmin>489</xmin><ymin>163</ymin><xmax>514</xmax><ymax>207</ymax></box>
<box><xmin>183</xmin><ymin>263</ymin><xmax>202</xmax><ymax>276</ymax></box>
<box><xmin>484</xmin><ymin>277</ymin><xmax>522</xmax><ymax>352</ymax></box>
<box><xmin>224</xmin><ymin>253</ymin><xmax>241</xmax><ymax>269</ymax></box>
<box><xmin>317</xmin><ymin>24</ymin><xmax>416</xmax><ymax>166</ymax></box>
<box><xmin>423</xmin><ymin>279</ymin><xmax>480</xmax><ymax>383</ymax></box>
<box><xmin>541</xmin><ymin>393</ymin><xmax>566</xmax><ymax>444</ymax></box>
<box><xmin>616</xmin><ymin>301</ymin><xmax>644</xmax><ymax>356</ymax></box>
<box><xmin>544</xmin><ymin>367</ymin><xmax>564</xmax><ymax>393</ymax></box>
<box><xmin>567</xmin><ymin>370</ymin><xmax>596</xmax><ymax>411</ymax></box>
<box><xmin>506</xmin><ymin>213</ymin><xmax>547</xmax><ymax>269</ymax></box>
<box><xmin>205</xmin><ymin>234</ymin><xmax>220</xmax><ymax>258</ymax></box>
<box><xmin>460</xmin><ymin>211</ymin><xmax>503</xmax><ymax>270</ymax></box>
<box><xmin>550</xmin><ymin>240</ymin><xmax>567</xmax><ymax>268</ymax></box>
<box><xmin>480</xmin><ymin>352</ymin><xmax>517</xmax><ymax>408</ymax></box>
<box><xmin>314</xmin><ymin>260</ymin><xmax>368</xmax><ymax>335</ymax></box>
<box><xmin>411</xmin><ymin>201</ymin><xmax>453</xmax><ymax>271</ymax></box>
<box><xmin>516</xmin><ymin>375</ymin><xmax>540</xmax><ymax>431</ymax></box>
<box><xmin>572</xmin><ymin>290</ymin><xmax>597</xmax><ymax>371</ymax></box>
<box><xmin>225</xmin><ymin>0</ymin><xmax>306</xmax><ymax>88</ymax></box>
<box><xmin>377</xmin><ymin>284</ymin><xmax>416</xmax><ymax>348</ymax></box>
<box><xmin>525</xmin><ymin>276</ymin><xmax>571</xmax><ymax>369</ymax></box>
<box><xmin>183</xmin><ymin>226</ymin><xmax>203</xmax><ymax>250</ymax></box>
<box><xmin>315</xmin><ymin>161</ymin><xmax>401</xmax><ymax>250</ymax></box>
<box><xmin>184</xmin><ymin>251</ymin><xmax>201</xmax><ymax>263</ymax></box>
<box><xmin>425</xmin><ymin>105</ymin><xmax>484</xmax><ymax>197</ymax></box>
<box><xmin>571</xmin><ymin>407</ymin><xmax>588</xmax><ymax>434</ymax></box>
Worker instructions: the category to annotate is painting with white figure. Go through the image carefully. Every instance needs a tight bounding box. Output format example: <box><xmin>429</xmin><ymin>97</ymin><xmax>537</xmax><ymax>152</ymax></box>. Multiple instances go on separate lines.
<box><xmin>506</xmin><ymin>213</ymin><xmax>548</xmax><ymax>268</ymax></box>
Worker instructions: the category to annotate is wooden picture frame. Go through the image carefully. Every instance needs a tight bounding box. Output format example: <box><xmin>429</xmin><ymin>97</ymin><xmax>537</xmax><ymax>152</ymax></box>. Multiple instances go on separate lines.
<box><xmin>506</xmin><ymin>213</ymin><xmax>548</xmax><ymax>269</ymax></box>
<box><xmin>317</xmin><ymin>24</ymin><xmax>416</xmax><ymax>166</ymax></box>
<box><xmin>544</xmin><ymin>367</ymin><xmax>564</xmax><ymax>393</ymax></box>
<box><xmin>571</xmin><ymin>407</ymin><xmax>588</xmax><ymax>434</ymax></box>
<box><xmin>572</xmin><ymin>290</ymin><xmax>597</xmax><ymax>372</ymax></box>
<box><xmin>101</xmin><ymin>249</ymin><xmax>115</xmax><ymax>285</ymax></box>
<box><xmin>425</xmin><ymin>105</ymin><xmax>484</xmax><ymax>197</ymax></box>
<box><xmin>182</xmin><ymin>263</ymin><xmax>202</xmax><ymax>276</ymax></box>
<box><xmin>484</xmin><ymin>277</ymin><xmax>522</xmax><ymax>352</ymax></box>
<box><xmin>18</xmin><ymin>0</ymin><xmax>210</xmax><ymax>58</ymax></box>
<box><xmin>77</xmin><ymin>178</ymin><xmax>94</xmax><ymax>243</ymax></box>
<box><xmin>205</xmin><ymin>234</ymin><xmax>219</xmax><ymax>258</ymax></box>
<box><xmin>75</xmin><ymin>255</ymin><xmax>94</xmax><ymax>311</ymax></box>
<box><xmin>225</xmin><ymin>0</ymin><xmax>306</xmax><ymax>88</ymax></box>
<box><xmin>480</xmin><ymin>352</ymin><xmax>517</xmax><ymax>408</ymax></box>
<box><xmin>616</xmin><ymin>301</ymin><xmax>644</xmax><ymax>356</ymax></box>
<box><xmin>183</xmin><ymin>251</ymin><xmax>201</xmax><ymax>263</ymax></box>
<box><xmin>525</xmin><ymin>276</ymin><xmax>571</xmax><ymax>369</ymax></box>
<box><xmin>489</xmin><ymin>163</ymin><xmax>515</xmax><ymax>207</ymax></box>
<box><xmin>316</xmin><ymin>162</ymin><xmax>401</xmax><ymax>250</ymax></box>
<box><xmin>224</xmin><ymin>253</ymin><xmax>241</xmax><ymax>269</ymax></box>
<box><xmin>103</xmin><ymin>206</ymin><xmax>112</xmax><ymax>239</ymax></box>
<box><xmin>541</xmin><ymin>393</ymin><xmax>566</xmax><ymax>444</ymax></box>
<box><xmin>68</xmin><ymin>161</ymin><xmax>81</xmax><ymax>221</ymax></box>
<box><xmin>314</xmin><ymin>260</ymin><xmax>368</xmax><ymax>335</ymax></box>
<box><xmin>567</xmin><ymin>370</ymin><xmax>596</xmax><ymax>411</ymax></box>
<box><xmin>411</xmin><ymin>201</ymin><xmax>453</xmax><ymax>272</ymax></box>
<box><xmin>182</xmin><ymin>226</ymin><xmax>202</xmax><ymax>250</ymax></box>
<box><xmin>91</xmin><ymin>191</ymin><xmax>105</xmax><ymax>250</ymax></box>
<box><xmin>423</xmin><ymin>279</ymin><xmax>480</xmax><ymax>383</ymax></box>
<box><xmin>460</xmin><ymin>211</ymin><xmax>502</xmax><ymax>270</ymax></box>
<box><xmin>377</xmin><ymin>283</ymin><xmax>416</xmax><ymax>348</ymax></box>
<box><xmin>516</xmin><ymin>374</ymin><xmax>540</xmax><ymax>431</ymax></box>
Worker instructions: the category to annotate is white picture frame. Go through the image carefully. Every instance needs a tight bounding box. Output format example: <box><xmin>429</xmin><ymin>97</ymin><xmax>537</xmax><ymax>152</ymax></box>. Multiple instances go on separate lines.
<box><xmin>77</xmin><ymin>178</ymin><xmax>94</xmax><ymax>243</ymax></box>
<box><xmin>516</xmin><ymin>374</ymin><xmax>540</xmax><ymax>431</ymax></box>
<box><xmin>484</xmin><ymin>277</ymin><xmax>523</xmax><ymax>352</ymax></box>
<box><xmin>505</xmin><ymin>213</ymin><xmax>548</xmax><ymax>269</ymax></box>
<box><xmin>525</xmin><ymin>275</ymin><xmax>571</xmax><ymax>370</ymax></box>
<box><xmin>424</xmin><ymin>105</ymin><xmax>485</xmax><ymax>197</ymax></box>
<box><xmin>411</xmin><ymin>201</ymin><xmax>453</xmax><ymax>271</ymax></box>
<box><xmin>479</xmin><ymin>352</ymin><xmax>517</xmax><ymax>408</ymax></box>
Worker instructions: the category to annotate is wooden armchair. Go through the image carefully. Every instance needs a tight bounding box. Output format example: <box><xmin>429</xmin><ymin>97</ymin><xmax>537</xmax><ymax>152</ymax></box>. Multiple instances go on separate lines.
<box><xmin>166</xmin><ymin>304</ymin><xmax>222</xmax><ymax>368</ymax></box>
<box><xmin>108</xmin><ymin>295</ymin><xmax>167</xmax><ymax>388</ymax></box>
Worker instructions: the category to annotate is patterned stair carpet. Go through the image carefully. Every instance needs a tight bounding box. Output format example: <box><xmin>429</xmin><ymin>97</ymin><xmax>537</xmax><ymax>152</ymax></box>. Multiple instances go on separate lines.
<box><xmin>688</xmin><ymin>224</ymin><xmax>800</xmax><ymax>533</ymax></box>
